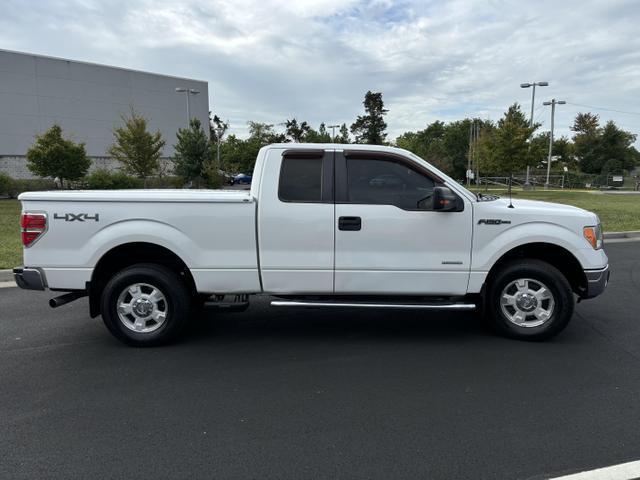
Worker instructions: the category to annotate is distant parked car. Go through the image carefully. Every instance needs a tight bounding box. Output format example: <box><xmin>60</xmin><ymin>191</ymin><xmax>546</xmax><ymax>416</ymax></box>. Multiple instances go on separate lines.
<box><xmin>232</xmin><ymin>173</ymin><xmax>252</xmax><ymax>185</ymax></box>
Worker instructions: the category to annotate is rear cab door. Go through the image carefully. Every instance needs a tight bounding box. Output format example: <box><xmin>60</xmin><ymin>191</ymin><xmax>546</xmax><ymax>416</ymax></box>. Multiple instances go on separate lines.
<box><xmin>257</xmin><ymin>148</ymin><xmax>335</xmax><ymax>293</ymax></box>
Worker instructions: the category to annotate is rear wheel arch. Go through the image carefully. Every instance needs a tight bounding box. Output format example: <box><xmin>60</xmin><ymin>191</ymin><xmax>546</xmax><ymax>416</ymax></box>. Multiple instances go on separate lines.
<box><xmin>89</xmin><ymin>242</ymin><xmax>196</xmax><ymax>317</ymax></box>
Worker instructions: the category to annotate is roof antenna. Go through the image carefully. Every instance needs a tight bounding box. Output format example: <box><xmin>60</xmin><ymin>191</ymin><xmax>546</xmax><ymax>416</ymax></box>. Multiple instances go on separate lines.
<box><xmin>508</xmin><ymin>173</ymin><xmax>515</xmax><ymax>208</ymax></box>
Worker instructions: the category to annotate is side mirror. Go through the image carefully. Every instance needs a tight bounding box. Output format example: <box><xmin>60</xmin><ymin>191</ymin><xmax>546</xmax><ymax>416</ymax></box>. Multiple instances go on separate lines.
<box><xmin>433</xmin><ymin>186</ymin><xmax>461</xmax><ymax>212</ymax></box>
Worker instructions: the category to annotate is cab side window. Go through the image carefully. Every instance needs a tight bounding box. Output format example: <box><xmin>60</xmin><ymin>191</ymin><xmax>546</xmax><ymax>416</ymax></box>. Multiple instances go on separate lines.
<box><xmin>279</xmin><ymin>157</ymin><xmax>323</xmax><ymax>202</ymax></box>
<box><xmin>346</xmin><ymin>158</ymin><xmax>436</xmax><ymax>210</ymax></box>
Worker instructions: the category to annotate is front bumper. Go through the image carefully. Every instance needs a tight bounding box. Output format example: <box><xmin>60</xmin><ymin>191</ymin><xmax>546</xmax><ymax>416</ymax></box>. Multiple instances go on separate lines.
<box><xmin>13</xmin><ymin>266</ymin><xmax>46</xmax><ymax>291</ymax></box>
<box><xmin>582</xmin><ymin>264</ymin><xmax>610</xmax><ymax>299</ymax></box>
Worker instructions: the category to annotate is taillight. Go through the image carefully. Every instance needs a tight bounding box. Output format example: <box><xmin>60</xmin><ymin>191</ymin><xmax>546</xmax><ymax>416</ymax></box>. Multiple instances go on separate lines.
<box><xmin>20</xmin><ymin>212</ymin><xmax>47</xmax><ymax>247</ymax></box>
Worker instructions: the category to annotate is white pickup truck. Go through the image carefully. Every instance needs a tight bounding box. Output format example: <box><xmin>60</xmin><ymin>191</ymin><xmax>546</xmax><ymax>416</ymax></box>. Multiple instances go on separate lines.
<box><xmin>14</xmin><ymin>144</ymin><xmax>609</xmax><ymax>346</ymax></box>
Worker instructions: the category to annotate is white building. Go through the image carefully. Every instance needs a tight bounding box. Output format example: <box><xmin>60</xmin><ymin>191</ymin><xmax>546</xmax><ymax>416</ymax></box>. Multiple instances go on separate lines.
<box><xmin>0</xmin><ymin>49</ymin><xmax>209</xmax><ymax>179</ymax></box>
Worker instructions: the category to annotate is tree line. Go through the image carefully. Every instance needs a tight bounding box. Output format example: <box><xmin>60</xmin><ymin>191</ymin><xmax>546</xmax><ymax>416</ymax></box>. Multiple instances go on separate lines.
<box><xmin>18</xmin><ymin>90</ymin><xmax>640</xmax><ymax>188</ymax></box>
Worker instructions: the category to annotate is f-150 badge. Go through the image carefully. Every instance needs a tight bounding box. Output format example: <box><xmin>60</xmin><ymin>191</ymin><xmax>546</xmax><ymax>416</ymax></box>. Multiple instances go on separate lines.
<box><xmin>54</xmin><ymin>213</ymin><xmax>100</xmax><ymax>222</ymax></box>
<box><xmin>478</xmin><ymin>219</ymin><xmax>511</xmax><ymax>225</ymax></box>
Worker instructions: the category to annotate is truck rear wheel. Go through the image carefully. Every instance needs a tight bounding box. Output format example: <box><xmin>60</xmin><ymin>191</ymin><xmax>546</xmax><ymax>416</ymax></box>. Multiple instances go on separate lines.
<box><xmin>486</xmin><ymin>259</ymin><xmax>574</xmax><ymax>340</ymax></box>
<box><xmin>100</xmin><ymin>263</ymin><xmax>192</xmax><ymax>346</ymax></box>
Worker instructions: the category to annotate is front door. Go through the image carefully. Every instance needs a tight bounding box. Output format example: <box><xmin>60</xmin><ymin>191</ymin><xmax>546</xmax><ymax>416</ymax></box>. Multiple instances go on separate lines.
<box><xmin>334</xmin><ymin>151</ymin><xmax>472</xmax><ymax>295</ymax></box>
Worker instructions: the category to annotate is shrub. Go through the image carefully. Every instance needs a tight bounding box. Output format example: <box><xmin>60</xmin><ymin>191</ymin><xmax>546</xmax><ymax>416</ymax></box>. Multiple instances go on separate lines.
<box><xmin>6</xmin><ymin>178</ymin><xmax>58</xmax><ymax>198</ymax></box>
<box><xmin>0</xmin><ymin>172</ymin><xmax>11</xmax><ymax>196</ymax></box>
<box><xmin>85</xmin><ymin>169</ymin><xmax>143</xmax><ymax>189</ymax></box>
<box><xmin>27</xmin><ymin>124</ymin><xmax>91</xmax><ymax>183</ymax></box>
<box><xmin>145</xmin><ymin>176</ymin><xmax>184</xmax><ymax>189</ymax></box>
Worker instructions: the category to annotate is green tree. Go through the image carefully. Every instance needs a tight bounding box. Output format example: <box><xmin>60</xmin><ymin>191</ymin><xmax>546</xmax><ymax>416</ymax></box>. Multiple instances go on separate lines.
<box><xmin>26</xmin><ymin>124</ymin><xmax>90</xmax><ymax>186</ymax></box>
<box><xmin>572</xmin><ymin>114</ymin><xmax>639</xmax><ymax>174</ymax></box>
<box><xmin>285</xmin><ymin>118</ymin><xmax>311</xmax><ymax>142</ymax></box>
<box><xmin>350</xmin><ymin>91</ymin><xmax>388</xmax><ymax>144</ymax></box>
<box><xmin>529</xmin><ymin>134</ymin><xmax>577</xmax><ymax>172</ymax></box>
<box><xmin>304</xmin><ymin>122</ymin><xmax>332</xmax><ymax>143</ymax></box>
<box><xmin>209</xmin><ymin>111</ymin><xmax>229</xmax><ymax>143</ymax></box>
<box><xmin>219</xmin><ymin>135</ymin><xmax>253</xmax><ymax>174</ymax></box>
<box><xmin>247</xmin><ymin>121</ymin><xmax>287</xmax><ymax>144</ymax></box>
<box><xmin>478</xmin><ymin>103</ymin><xmax>536</xmax><ymax>173</ymax></box>
<box><xmin>108</xmin><ymin>110</ymin><xmax>165</xmax><ymax>183</ymax></box>
<box><xmin>335</xmin><ymin>123</ymin><xmax>350</xmax><ymax>144</ymax></box>
<box><xmin>394</xmin><ymin>119</ymin><xmax>488</xmax><ymax>178</ymax></box>
<box><xmin>174</xmin><ymin>118</ymin><xmax>211</xmax><ymax>186</ymax></box>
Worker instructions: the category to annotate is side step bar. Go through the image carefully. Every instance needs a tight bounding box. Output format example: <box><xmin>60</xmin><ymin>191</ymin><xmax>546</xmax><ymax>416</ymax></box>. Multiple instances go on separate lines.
<box><xmin>271</xmin><ymin>300</ymin><xmax>476</xmax><ymax>310</ymax></box>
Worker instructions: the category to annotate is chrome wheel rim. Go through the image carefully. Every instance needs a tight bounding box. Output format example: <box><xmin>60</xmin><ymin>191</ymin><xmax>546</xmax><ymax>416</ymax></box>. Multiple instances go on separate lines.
<box><xmin>500</xmin><ymin>278</ymin><xmax>555</xmax><ymax>328</ymax></box>
<box><xmin>116</xmin><ymin>283</ymin><xmax>168</xmax><ymax>333</ymax></box>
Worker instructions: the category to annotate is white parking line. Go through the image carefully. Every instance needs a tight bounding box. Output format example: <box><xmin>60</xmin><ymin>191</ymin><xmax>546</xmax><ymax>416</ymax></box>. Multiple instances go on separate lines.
<box><xmin>550</xmin><ymin>460</ymin><xmax>640</xmax><ymax>479</ymax></box>
<box><xmin>0</xmin><ymin>281</ymin><xmax>16</xmax><ymax>289</ymax></box>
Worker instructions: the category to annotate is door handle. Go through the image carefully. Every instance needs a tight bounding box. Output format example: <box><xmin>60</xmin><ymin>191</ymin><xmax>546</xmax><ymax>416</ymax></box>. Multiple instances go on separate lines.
<box><xmin>338</xmin><ymin>216</ymin><xmax>361</xmax><ymax>231</ymax></box>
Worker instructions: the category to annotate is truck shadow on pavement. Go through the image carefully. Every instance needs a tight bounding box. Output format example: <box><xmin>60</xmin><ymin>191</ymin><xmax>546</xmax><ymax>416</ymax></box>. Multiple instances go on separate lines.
<box><xmin>181</xmin><ymin>299</ymin><xmax>505</xmax><ymax>346</ymax></box>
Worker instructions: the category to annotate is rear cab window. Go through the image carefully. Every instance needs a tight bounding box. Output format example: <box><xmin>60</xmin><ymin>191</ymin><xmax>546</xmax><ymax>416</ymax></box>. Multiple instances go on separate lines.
<box><xmin>278</xmin><ymin>150</ymin><xmax>333</xmax><ymax>203</ymax></box>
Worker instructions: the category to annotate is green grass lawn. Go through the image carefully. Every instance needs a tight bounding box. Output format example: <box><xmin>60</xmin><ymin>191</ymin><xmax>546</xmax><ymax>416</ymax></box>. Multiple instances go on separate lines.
<box><xmin>473</xmin><ymin>189</ymin><xmax>640</xmax><ymax>232</ymax></box>
<box><xmin>0</xmin><ymin>199</ymin><xmax>22</xmax><ymax>269</ymax></box>
<box><xmin>0</xmin><ymin>191</ymin><xmax>638</xmax><ymax>269</ymax></box>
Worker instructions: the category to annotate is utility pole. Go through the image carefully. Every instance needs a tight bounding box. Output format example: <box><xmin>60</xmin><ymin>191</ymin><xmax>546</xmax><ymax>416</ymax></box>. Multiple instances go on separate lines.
<box><xmin>175</xmin><ymin>87</ymin><xmax>200</xmax><ymax>125</ymax></box>
<box><xmin>467</xmin><ymin>120</ymin><xmax>473</xmax><ymax>187</ymax></box>
<box><xmin>474</xmin><ymin>121</ymin><xmax>480</xmax><ymax>185</ymax></box>
<box><xmin>327</xmin><ymin>124</ymin><xmax>340</xmax><ymax>142</ymax></box>
<box><xmin>542</xmin><ymin>98</ymin><xmax>566</xmax><ymax>189</ymax></box>
<box><xmin>520</xmin><ymin>81</ymin><xmax>548</xmax><ymax>189</ymax></box>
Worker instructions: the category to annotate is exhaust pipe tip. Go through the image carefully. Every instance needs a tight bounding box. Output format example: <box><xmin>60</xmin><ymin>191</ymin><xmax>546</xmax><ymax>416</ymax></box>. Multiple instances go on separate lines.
<box><xmin>49</xmin><ymin>291</ymin><xmax>86</xmax><ymax>308</ymax></box>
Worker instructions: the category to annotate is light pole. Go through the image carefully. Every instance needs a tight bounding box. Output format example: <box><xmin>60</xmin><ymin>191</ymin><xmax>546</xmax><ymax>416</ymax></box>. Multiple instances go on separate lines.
<box><xmin>327</xmin><ymin>124</ymin><xmax>340</xmax><ymax>141</ymax></box>
<box><xmin>175</xmin><ymin>87</ymin><xmax>200</xmax><ymax>125</ymax></box>
<box><xmin>542</xmin><ymin>98</ymin><xmax>566</xmax><ymax>189</ymax></box>
<box><xmin>520</xmin><ymin>81</ymin><xmax>548</xmax><ymax>188</ymax></box>
<box><xmin>215</xmin><ymin>126</ymin><xmax>224</xmax><ymax>171</ymax></box>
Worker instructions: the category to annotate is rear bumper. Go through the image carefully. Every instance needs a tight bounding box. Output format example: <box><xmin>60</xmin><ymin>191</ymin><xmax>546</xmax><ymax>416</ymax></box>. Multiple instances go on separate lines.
<box><xmin>13</xmin><ymin>266</ymin><xmax>46</xmax><ymax>291</ymax></box>
<box><xmin>582</xmin><ymin>264</ymin><xmax>610</xmax><ymax>299</ymax></box>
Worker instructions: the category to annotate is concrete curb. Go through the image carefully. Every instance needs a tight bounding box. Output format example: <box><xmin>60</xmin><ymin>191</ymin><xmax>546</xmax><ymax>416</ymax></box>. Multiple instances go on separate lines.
<box><xmin>0</xmin><ymin>269</ymin><xmax>13</xmax><ymax>282</ymax></box>
<box><xmin>604</xmin><ymin>231</ymin><xmax>640</xmax><ymax>239</ymax></box>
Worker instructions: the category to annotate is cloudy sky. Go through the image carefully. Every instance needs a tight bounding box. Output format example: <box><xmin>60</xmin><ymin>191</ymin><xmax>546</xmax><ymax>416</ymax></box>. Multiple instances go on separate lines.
<box><xmin>2</xmin><ymin>0</ymin><xmax>640</xmax><ymax>142</ymax></box>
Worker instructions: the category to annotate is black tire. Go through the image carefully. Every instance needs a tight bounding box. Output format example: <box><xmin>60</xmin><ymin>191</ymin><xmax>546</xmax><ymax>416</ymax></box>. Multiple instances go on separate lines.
<box><xmin>100</xmin><ymin>263</ymin><xmax>192</xmax><ymax>346</ymax></box>
<box><xmin>485</xmin><ymin>259</ymin><xmax>574</xmax><ymax>341</ymax></box>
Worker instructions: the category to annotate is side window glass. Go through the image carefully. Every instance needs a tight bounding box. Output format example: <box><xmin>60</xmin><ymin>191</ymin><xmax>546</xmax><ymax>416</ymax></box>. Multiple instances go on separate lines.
<box><xmin>346</xmin><ymin>158</ymin><xmax>436</xmax><ymax>210</ymax></box>
<box><xmin>279</xmin><ymin>157</ymin><xmax>323</xmax><ymax>202</ymax></box>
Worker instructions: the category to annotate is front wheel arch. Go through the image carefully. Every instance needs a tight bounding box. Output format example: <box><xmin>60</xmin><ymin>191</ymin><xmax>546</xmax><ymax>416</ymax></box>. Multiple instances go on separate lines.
<box><xmin>483</xmin><ymin>242</ymin><xmax>587</xmax><ymax>297</ymax></box>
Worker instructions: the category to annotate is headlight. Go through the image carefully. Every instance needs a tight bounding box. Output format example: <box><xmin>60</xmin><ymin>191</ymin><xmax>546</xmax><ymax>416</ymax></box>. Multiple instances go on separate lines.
<box><xmin>583</xmin><ymin>223</ymin><xmax>603</xmax><ymax>250</ymax></box>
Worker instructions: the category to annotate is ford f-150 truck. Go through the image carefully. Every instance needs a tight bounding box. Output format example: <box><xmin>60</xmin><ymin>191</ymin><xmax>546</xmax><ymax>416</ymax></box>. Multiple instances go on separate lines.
<box><xmin>13</xmin><ymin>144</ymin><xmax>609</xmax><ymax>346</ymax></box>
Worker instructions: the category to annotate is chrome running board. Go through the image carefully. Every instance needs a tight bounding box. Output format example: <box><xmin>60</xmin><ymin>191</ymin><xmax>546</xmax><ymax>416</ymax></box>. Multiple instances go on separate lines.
<box><xmin>270</xmin><ymin>300</ymin><xmax>476</xmax><ymax>310</ymax></box>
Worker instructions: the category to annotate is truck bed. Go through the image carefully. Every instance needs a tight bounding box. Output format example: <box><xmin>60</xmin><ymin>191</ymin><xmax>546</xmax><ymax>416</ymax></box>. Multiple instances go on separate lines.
<box><xmin>19</xmin><ymin>189</ymin><xmax>261</xmax><ymax>293</ymax></box>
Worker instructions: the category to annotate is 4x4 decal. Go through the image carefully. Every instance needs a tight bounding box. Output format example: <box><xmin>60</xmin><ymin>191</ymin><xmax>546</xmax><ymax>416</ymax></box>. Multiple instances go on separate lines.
<box><xmin>53</xmin><ymin>213</ymin><xmax>100</xmax><ymax>222</ymax></box>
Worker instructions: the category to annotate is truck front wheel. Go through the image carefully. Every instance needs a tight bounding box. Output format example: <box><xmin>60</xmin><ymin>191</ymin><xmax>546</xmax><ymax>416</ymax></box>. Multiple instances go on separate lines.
<box><xmin>100</xmin><ymin>263</ymin><xmax>192</xmax><ymax>346</ymax></box>
<box><xmin>486</xmin><ymin>259</ymin><xmax>574</xmax><ymax>340</ymax></box>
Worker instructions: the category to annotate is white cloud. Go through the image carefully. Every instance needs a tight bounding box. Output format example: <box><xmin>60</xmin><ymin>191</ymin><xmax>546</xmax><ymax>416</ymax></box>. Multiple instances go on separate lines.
<box><xmin>1</xmin><ymin>0</ymin><xmax>639</xmax><ymax>142</ymax></box>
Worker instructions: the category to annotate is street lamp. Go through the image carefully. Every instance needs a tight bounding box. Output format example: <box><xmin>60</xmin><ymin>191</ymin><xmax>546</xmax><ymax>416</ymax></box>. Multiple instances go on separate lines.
<box><xmin>327</xmin><ymin>124</ymin><xmax>340</xmax><ymax>141</ymax></box>
<box><xmin>542</xmin><ymin>98</ymin><xmax>566</xmax><ymax>189</ymax></box>
<box><xmin>175</xmin><ymin>87</ymin><xmax>200</xmax><ymax>125</ymax></box>
<box><xmin>521</xmin><ymin>81</ymin><xmax>548</xmax><ymax>188</ymax></box>
<box><xmin>215</xmin><ymin>125</ymin><xmax>225</xmax><ymax>171</ymax></box>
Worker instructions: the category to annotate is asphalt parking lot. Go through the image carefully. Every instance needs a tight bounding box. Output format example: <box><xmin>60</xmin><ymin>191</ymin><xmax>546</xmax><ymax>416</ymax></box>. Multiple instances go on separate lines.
<box><xmin>1</xmin><ymin>241</ymin><xmax>639</xmax><ymax>479</ymax></box>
